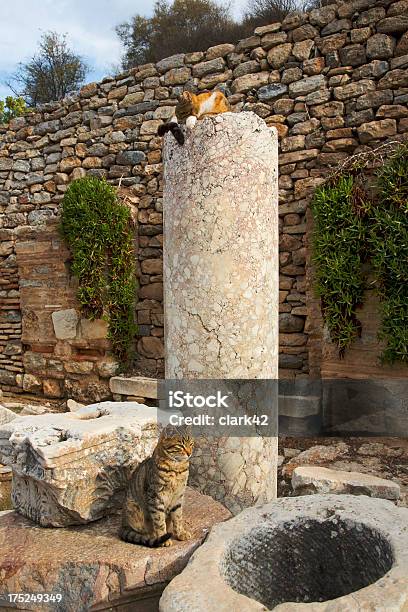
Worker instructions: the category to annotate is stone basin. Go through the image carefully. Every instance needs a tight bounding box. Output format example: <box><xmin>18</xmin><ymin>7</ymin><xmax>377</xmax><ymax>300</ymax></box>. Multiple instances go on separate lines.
<box><xmin>160</xmin><ymin>494</ymin><xmax>408</xmax><ymax>611</ymax></box>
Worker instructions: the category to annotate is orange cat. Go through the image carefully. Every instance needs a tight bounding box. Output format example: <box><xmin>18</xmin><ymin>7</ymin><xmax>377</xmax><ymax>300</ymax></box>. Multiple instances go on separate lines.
<box><xmin>158</xmin><ymin>90</ymin><xmax>230</xmax><ymax>145</ymax></box>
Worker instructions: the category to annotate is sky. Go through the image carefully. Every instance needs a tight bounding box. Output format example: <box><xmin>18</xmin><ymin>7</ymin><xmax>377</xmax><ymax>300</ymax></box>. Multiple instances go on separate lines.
<box><xmin>0</xmin><ymin>0</ymin><xmax>246</xmax><ymax>101</ymax></box>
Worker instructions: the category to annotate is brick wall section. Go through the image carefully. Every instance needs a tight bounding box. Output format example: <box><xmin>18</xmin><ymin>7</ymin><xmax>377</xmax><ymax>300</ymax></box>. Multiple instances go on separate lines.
<box><xmin>0</xmin><ymin>0</ymin><xmax>408</xmax><ymax>400</ymax></box>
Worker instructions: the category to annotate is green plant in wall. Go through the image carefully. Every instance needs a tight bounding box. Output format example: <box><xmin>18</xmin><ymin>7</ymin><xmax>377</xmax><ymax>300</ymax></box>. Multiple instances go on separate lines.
<box><xmin>61</xmin><ymin>176</ymin><xmax>137</xmax><ymax>362</ymax></box>
<box><xmin>311</xmin><ymin>175</ymin><xmax>368</xmax><ymax>355</ymax></box>
<box><xmin>368</xmin><ymin>144</ymin><xmax>408</xmax><ymax>364</ymax></box>
<box><xmin>311</xmin><ymin>142</ymin><xmax>408</xmax><ymax>365</ymax></box>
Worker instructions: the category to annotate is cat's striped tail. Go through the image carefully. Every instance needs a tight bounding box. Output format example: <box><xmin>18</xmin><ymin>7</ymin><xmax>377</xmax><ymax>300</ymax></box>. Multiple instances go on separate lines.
<box><xmin>157</xmin><ymin>122</ymin><xmax>185</xmax><ymax>145</ymax></box>
<box><xmin>119</xmin><ymin>526</ymin><xmax>172</xmax><ymax>547</ymax></box>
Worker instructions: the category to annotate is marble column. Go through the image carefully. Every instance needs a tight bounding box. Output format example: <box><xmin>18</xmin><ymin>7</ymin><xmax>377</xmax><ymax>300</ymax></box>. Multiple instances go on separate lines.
<box><xmin>163</xmin><ymin>111</ymin><xmax>279</xmax><ymax>514</ymax></box>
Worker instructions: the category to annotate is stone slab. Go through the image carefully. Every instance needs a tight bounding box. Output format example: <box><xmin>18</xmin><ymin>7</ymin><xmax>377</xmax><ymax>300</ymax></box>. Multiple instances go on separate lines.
<box><xmin>109</xmin><ymin>376</ymin><xmax>158</xmax><ymax>399</ymax></box>
<box><xmin>0</xmin><ymin>404</ymin><xmax>18</xmax><ymax>426</ymax></box>
<box><xmin>279</xmin><ymin>395</ymin><xmax>321</xmax><ymax>418</ymax></box>
<box><xmin>0</xmin><ymin>402</ymin><xmax>171</xmax><ymax>526</ymax></box>
<box><xmin>0</xmin><ymin>488</ymin><xmax>230</xmax><ymax>612</ymax></box>
<box><xmin>292</xmin><ymin>465</ymin><xmax>401</xmax><ymax>500</ymax></box>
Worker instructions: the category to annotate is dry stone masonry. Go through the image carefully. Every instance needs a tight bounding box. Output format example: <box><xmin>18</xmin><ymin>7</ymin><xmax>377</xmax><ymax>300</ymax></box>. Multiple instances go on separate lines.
<box><xmin>1</xmin><ymin>0</ymin><xmax>408</xmax><ymax>399</ymax></box>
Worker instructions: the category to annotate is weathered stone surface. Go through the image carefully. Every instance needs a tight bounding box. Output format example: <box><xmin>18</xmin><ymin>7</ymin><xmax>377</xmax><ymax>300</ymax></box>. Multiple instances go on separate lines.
<box><xmin>339</xmin><ymin>44</ymin><xmax>367</xmax><ymax>66</ymax></box>
<box><xmin>378</xmin><ymin>68</ymin><xmax>408</xmax><ymax>89</ymax></box>
<box><xmin>52</xmin><ymin>309</ymin><xmax>79</xmax><ymax>340</ymax></box>
<box><xmin>292</xmin><ymin>24</ymin><xmax>319</xmax><ymax>42</ymax></box>
<box><xmin>377</xmin><ymin>15</ymin><xmax>408</xmax><ymax>34</ymax></box>
<box><xmin>309</xmin><ymin>5</ymin><xmax>336</xmax><ymax>27</ymax></box>
<box><xmin>80</xmin><ymin>318</ymin><xmax>108</xmax><ymax>340</ymax></box>
<box><xmin>289</xmin><ymin>74</ymin><xmax>325</xmax><ymax>97</ymax></box>
<box><xmin>156</xmin><ymin>53</ymin><xmax>185</xmax><ymax>73</ymax></box>
<box><xmin>0</xmin><ymin>405</ymin><xmax>17</xmax><ymax>427</ymax></box>
<box><xmin>160</xmin><ymin>495</ymin><xmax>408</xmax><ymax>612</ymax></box>
<box><xmin>163</xmin><ymin>67</ymin><xmax>191</xmax><ymax>85</ymax></box>
<box><xmin>109</xmin><ymin>376</ymin><xmax>158</xmax><ymax>399</ymax></box>
<box><xmin>258</xmin><ymin>83</ymin><xmax>288</xmax><ymax>100</ymax></box>
<box><xmin>316</xmin><ymin>33</ymin><xmax>347</xmax><ymax>54</ymax></box>
<box><xmin>163</xmin><ymin>112</ymin><xmax>278</xmax><ymax>515</ymax></box>
<box><xmin>353</xmin><ymin>59</ymin><xmax>389</xmax><ymax>79</ymax></box>
<box><xmin>261</xmin><ymin>31</ymin><xmax>288</xmax><ymax>49</ymax></box>
<box><xmin>282</xmin><ymin>442</ymin><xmax>349</xmax><ymax>478</ymax></box>
<box><xmin>192</xmin><ymin>57</ymin><xmax>225</xmax><ymax>78</ymax></box>
<box><xmin>267</xmin><ymin>43</ymin><xmax>293</xmax><ymax>69</ymax></box>
<box><xmin>367</xmin><ymin>34</ymin><xmax>396</xmax><ymax>59</ymax></box>
<box><xmin>138</xmin><ymin>336</ymin><xmax>165</xmax><ymax>359</ymax></box>
<box><xmin>292</xmin><ymin>39</ymin><xmax>314</xmax><ymax>61</ymax></box>
<box><xmin>282</xmin><ymin>67</ymin><xmax>303</xmax><ymax>84</ymax></box>
<box><xmin>0</xmin><ymin>403</ymin><xmax>170</xmax><ymax>526</ymax></box>
<box><xmin>334</xmin><ymin>79</ymin><xmax>375</xmax><ymax>100</ymax></box>
<box><xmin>206</xmin><ymin>43</ymin><xmax>235</xmax><ymax>59</ymax></box>
<box><xmin>0</xmin><ymin>488</ymin><xmax>230</xmax><ymax>612</ymax></box>
<box><xmin>231</xmin><ymin>71</ymin><xmax>269</xmax><ymax>93</ymax></box>
<box><xmin>357</xmin><ymin>118</ymin><xmax>397</xmax><ymax>143</ymax></box>
<box><xmin>22</xmin><ymin>374</ymin><xmax>42</xmax><ymax>393</ymax></box>
<box><xmin>292</xmin><ymin>466</ymin><xmax>401</xmax><ymax>500</ymax></box>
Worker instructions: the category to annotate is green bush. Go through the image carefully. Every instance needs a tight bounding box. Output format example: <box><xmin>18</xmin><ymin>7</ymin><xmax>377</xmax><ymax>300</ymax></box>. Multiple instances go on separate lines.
<box><xmin>311</xmin><ymin>143</ymin><xmax>408</xmax><ymax>365</ymax></box>
<box><xmin>368</xmin><ymin>144</ymin><xmax>408</xmax><ymax>364</ymax></box>
<box><xmin>61</xmin><ymin>176</ymin><xmax>137</xmax><ymax>362</ymax></box>
<box><xmin>0</xmin><ymin>96</ymin><xmax>26</xmax><ymax>124</ymax></box>
<box><xmin>311</xmin><ymin>175</ymin><xmax>368</xmax><ymax>355</ymax></box>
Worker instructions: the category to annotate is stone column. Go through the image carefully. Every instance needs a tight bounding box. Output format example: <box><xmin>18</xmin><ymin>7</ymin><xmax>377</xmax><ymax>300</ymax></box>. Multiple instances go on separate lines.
<box><xmin>163</xmin><ymin>111</ymin><xmax>279</xmax><ymax>514</ymax></box>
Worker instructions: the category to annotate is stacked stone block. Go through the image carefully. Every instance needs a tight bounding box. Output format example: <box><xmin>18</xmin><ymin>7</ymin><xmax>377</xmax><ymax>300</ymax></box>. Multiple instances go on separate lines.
<box><xmin>0</xmin><ymin>0</ymin><xmax>407</xmax><ymax>398</ymax></box>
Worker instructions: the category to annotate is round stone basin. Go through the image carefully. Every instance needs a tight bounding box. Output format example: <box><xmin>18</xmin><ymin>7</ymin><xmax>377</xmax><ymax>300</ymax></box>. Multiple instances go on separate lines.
<box><xmin>160</xmin><ymin>495</ymin><xmax>408</xmax><ymax>611</ymax></box>
<box><xmin>223</xmin><ymin>518</ymin><xmax>393</xmax><ymax>607</ymax></box>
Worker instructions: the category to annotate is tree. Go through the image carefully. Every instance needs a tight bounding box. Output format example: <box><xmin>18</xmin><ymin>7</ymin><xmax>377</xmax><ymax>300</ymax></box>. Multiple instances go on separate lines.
<box><xmin>116</xmin><ymin>0</ymin><xmax>249</xmax><ymax>68</ymax></box>
<box><xmin>8</xmin><ymin>31</ymin><xmax>89</xmax><ymax>106</ymax></box>
<box><xmin>0</xmin><ymin>96</ymin><xmax>26</xmax><ymax>124</ymax></box>
<box><xmin>243</xmin><ymin>0</ymin><xmax>312</xmax><ymax>28</ymax></box>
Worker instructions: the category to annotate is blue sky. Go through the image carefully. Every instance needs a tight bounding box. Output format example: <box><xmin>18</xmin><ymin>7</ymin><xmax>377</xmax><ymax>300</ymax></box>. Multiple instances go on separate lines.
<box><xmin>0</xmin><ymin>0</ymin><xmax>246</xmax><ymax>101</ymax></box>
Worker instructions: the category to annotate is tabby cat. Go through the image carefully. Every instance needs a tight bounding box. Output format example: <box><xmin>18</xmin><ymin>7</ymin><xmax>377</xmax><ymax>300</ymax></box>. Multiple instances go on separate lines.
<box><xmin>119</xmin><ymin>425</ymin><xmax>194</xmax><ymax>547</ymax></box>
<box><xmin>158</xmin><ymin>90</ymin><xmax>230</xmax><ymax>145</ymax></box>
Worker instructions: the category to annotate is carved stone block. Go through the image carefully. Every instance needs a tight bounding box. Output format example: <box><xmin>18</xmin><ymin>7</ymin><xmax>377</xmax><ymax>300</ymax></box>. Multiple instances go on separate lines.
<box><xmin>0</xmin><ymin>402</ymin><xmax>167</xmax><ymax>527</ymax></box>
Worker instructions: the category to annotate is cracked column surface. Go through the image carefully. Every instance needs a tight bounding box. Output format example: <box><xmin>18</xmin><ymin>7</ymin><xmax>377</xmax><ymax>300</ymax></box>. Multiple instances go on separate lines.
<box><xmin>163</xmin><ymin>111</ymin><xmax>278</xmax><ymax>514</ymax></box>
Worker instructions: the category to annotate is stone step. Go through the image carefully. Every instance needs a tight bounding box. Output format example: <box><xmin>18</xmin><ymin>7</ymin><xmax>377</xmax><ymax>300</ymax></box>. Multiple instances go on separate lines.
<box><xmin>109</xmin><ymin>376</ymin><xmax>158</xmax><ymax>399</ymax></box>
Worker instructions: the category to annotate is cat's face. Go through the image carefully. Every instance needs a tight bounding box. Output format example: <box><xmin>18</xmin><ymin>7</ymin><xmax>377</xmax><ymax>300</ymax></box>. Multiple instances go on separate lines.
<box><xmin>159</xmin><ymin>426</ymin><xmax>194</xmax><ymax>461</ymax></box>
<box><xmin>179</xmin><ymin>91</ymin><xmax>193</xmax><ymax>104</ymax></box>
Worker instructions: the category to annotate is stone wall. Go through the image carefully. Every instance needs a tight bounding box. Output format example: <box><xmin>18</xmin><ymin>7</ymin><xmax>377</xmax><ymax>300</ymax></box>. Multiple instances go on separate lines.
<box><xmin>1</xmin><ymin>0</ymin><xmax>408</xmax><ymax>399</ymax></box>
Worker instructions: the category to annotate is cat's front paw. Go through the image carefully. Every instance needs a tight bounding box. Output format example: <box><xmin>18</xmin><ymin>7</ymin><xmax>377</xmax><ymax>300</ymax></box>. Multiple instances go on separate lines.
<box><xmin>185</xmin><ymin>115</ymin><xmax>197</xmax><ymax>129</ymax></box>
<box><xmin>158</xmin><ymin>538</ymin><xmax>173</xmax><ymax>547</ymax></box>
<box><xmin>174</xmin><ymin>529</ymin><xmax>192</xmax><ymax>541</ymax></box>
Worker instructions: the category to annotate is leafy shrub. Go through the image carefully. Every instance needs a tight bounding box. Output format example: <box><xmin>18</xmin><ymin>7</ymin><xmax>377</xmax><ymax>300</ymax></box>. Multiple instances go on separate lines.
<box><xmin>61</xmin><ymin>176</ymin><xmax>137</xmax><ymax>362</ymax></box>
<box><xmin>368</xmin><ymin>144</ymin><xmax>408</xmax><ymax>363</ymax></box>
<box><xmin>0</xmin><ymin>96</ymin><xmax>26</xmax><ymax>124</ymax></box>
<box><xmin>311</xmin><ymin>175</ymin><xmax>367</xmax><ymax>355</ymax></box>
<box><xmin>311</xmin><ymin>143</ymin><xmax>408</xmax><ymax>364</ymax></box>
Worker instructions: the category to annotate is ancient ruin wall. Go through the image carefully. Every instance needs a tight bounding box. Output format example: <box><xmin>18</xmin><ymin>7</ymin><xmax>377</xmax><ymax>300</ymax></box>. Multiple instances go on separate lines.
<box><xmin>1</xmin><ymin>0</ymin><xmax>408</xmax><ymax>400</ymax></box>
